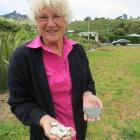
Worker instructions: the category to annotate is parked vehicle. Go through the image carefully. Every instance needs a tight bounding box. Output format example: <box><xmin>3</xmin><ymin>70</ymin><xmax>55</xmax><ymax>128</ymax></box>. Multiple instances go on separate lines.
<box><xmin>112</xmin><ymin>39</ymin><xmax>131</xmax><ymax>46</ymax></box>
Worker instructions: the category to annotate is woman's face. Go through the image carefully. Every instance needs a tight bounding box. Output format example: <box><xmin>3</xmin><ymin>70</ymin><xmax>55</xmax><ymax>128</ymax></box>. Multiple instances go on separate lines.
<box><xmin>35</xmin><ymin>7</ymin><xmax>67</xmax><ymax>44</ymax></box>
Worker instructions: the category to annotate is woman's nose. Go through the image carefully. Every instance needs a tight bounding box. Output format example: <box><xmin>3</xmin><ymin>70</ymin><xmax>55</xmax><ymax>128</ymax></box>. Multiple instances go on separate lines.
<box><xmin>47</xmin><ymin>17</ymin><xmax>56</xmax><ymax>26</ymax></box>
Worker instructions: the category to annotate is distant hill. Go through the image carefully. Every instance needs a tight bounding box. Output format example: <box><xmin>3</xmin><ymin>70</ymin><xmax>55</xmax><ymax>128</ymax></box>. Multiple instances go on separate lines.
<box><xmin>1</xmin><ymin>11</ymin><xmax>28</xmax><ymax>20</ymax></box>
<box><xmin>68</xmin><ymin>18</ymin><xmax>140</xmax><ymax>36</ymax></box>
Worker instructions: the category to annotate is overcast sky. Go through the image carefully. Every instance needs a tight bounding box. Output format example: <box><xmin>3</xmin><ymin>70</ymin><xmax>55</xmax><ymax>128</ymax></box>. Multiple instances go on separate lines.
<box><xmin>0</xmin><ymin>0</ymin><xmax>140</xmax><ymax>20</ymax></box>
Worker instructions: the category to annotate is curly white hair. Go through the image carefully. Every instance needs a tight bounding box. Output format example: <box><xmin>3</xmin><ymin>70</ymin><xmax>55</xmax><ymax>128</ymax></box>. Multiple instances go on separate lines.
<box><xmin>27</xmin><ymin>0</ymin><xmax>72</xmax><ymax>23</ymax></box>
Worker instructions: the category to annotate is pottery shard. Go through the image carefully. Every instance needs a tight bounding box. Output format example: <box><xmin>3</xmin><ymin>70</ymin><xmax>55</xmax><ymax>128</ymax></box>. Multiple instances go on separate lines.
<box><xmin>50</xmin><ymin>122</ymin><xmax>72</xmax><ymax>138</ymax></box>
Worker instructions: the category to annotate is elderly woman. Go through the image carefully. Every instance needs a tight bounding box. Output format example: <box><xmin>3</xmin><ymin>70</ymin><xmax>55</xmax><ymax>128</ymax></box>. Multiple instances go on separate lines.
<box><xmin>8</xmin><ymin>0</ymin><xmax>103</xmax><ymax>140</ymax></box>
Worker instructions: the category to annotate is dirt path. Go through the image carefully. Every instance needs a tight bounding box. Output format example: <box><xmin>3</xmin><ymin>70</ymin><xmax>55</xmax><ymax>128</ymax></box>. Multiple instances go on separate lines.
<box><xmin>0</xmin><ymin>93</ymin><xmax>16</xmax><ymax>122</ymax></box>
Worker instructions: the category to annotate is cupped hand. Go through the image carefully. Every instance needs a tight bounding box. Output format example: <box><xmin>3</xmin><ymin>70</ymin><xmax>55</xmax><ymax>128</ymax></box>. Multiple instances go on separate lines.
<box><xmin>40</xmin><ymin>115</ymin><xmax>76</xmax><ymax>140</ymax></box>
<box><xmin>83</xmin><ymin>91</ymin><xmax>103</xmax><ymax>122</ymax></box>
<box><xmin>40</xmin><ymin>115</ymin><xmax>59</xmax><ymax>139</ymax></box>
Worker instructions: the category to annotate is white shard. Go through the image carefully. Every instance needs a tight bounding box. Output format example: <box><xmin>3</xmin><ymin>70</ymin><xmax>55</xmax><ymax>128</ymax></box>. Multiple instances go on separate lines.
<box><xmin>50</xmin><ymin>122</ymin><xmax>72</xmax><ymax>138</ymax></box>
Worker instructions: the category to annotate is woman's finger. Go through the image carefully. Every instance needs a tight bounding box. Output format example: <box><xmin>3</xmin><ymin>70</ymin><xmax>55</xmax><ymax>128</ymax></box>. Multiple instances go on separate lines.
<box><xmin>96</xmin><ymin>98</ymin><xmax>103</xmax><ymax>109</ymax></box>
<box><xmin>84</xmin><ymin>113</ymin><xmax>88</xmax><ymax>121</ymax></box>
<box><xmin>63</xmin><ymin>136</ymin><xmax>71</xmax><ymax>140</ymax></box>
<box><xmin>70</xmin><ymin>128</ymin><xmax>76</xmax><ymax>137</ymax></box>
<box><xmin>88</xmin><ymin>118</ymin><xmax>95</xmax><ymax>122</ymax></box>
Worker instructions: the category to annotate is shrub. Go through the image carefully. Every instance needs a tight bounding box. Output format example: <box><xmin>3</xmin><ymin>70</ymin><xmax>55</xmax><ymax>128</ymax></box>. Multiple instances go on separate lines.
<box><xmin>0</xmin><ymin>30</ymin><xmax>36</xmax><ymax>93</ymax></box>
<box><xmin>109</xmin><ymin>35</ymin><xmax>140</xmax><ymax>44</ymax></box>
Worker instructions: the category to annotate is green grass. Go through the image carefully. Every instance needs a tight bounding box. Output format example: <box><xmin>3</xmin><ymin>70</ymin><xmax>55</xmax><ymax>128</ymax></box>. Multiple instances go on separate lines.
<box><xmin>0</xmin><ymin>121</ymin><xmax>29</xmax><ymax>140</ymax></box>
<box><xmin>1</xmin><ymin>46</ymin><xmax>140</xmax><ymax>140</ymax></box>
<box><xmin>86</xmin><ymin>46</ymin><xmax>140</xmax><ymax>140</ymax></box>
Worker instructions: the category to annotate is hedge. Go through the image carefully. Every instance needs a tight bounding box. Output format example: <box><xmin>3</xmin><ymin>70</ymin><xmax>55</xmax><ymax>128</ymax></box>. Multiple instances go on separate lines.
<box><xmin>109</xmin><ymin>35</ymin><xmax>140</xmax><ymax>44</ymax></box>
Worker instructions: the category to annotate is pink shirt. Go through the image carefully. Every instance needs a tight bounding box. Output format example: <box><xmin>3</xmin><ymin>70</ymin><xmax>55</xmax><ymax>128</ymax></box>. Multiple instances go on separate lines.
<box><xmin>27</xmin><ymin>35</ymin><xmax>76</xmax><ymax>140</ymax></box>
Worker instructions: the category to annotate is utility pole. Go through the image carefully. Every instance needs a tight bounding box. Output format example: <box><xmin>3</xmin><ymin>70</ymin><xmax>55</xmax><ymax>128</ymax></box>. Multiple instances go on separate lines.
<box><xmin>87</xmin><ymin>16</ymin><xmax>90</xmax><ymax>40</ymax></box>
<box><xmin>88</xmin><ymin>20</ymin><xmax>90</xmax><ymax>40</ymax></box>
<box><xmin>108</xmin><ymin>21</ymin><xmax>110</xmax><ymax>45</ymax></box>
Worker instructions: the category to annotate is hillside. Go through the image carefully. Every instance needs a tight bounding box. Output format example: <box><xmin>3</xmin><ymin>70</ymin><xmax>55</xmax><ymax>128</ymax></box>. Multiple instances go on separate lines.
<box><xmin>68</xmin><ymin>19</ymin><xmax>140</xmax><ymax>36</ymax></box>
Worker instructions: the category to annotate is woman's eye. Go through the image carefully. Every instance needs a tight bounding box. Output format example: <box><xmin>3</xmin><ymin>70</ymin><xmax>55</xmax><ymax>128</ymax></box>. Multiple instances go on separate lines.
<box><xmin>40</xmin><ymin>16</ymin><xmax>48</xmax><ymax>19</ymax></box>
<box><xmin>54</xmin><ymin>15</ymin><xmax>61</xmax><ymax>19</ymax></box>
<box><xmin>55</xmin><ymin>16</ymin><xmax>61</xmax><ymax>18</ymax></box>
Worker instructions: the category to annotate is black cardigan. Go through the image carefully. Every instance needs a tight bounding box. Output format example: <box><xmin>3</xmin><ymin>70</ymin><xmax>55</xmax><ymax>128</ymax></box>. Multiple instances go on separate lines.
<box><xmin>8</xmin><ymin>43</ymin><xmax>96</xmax><ymax>140</ymax></box>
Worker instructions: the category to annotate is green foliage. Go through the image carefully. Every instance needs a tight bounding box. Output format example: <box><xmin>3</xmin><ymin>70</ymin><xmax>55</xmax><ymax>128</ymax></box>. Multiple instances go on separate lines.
<box><xmin>0</xmin><ymin>20</ymin><xmax>20</xmax><ymax>32</ymax></box>
<box><xmin>113</xmin><ymin>28</ymin><xmax>125</xmax><ymax>36</ymax></box>
<box><xmin>67</xmin><ymin>34</ymin><xmax>95</xmax><ymax>50</ymax></box>
<box><xmin>128</xmin><ymin>22</ymin><xmax>140</xmax><ymax>34</ymax></box>
<box><xmin>69</xmin><ymin>19</ymin><xmax>140</xmax><ymax>42</ymax></box>
<box><xmin>93</xmin><ymin>41</ymin><xmax>103</xmax><ymax>49</ymax></box>
<box><xmin>0</xmin><ymin>33</ymin><xmax>16</xmax><ymax>92</ymax></box>
<box><xmin>0</xmin><ymin>18</ymin><xmax>32</xmax><ymax>33</ymax></box>
<box><xmin>0</xmin><ymin>30</ymin><xmax>36</xmax><ymax>93</ymax></box>
<box><xmin>126</xmin><ymin>36</ymin><xmax>140</xmax><ymax>44</ymax></box>
<box><xmin>109</xmin><ymin>35</ymin><xmax>140</xmax><ymax>43</ymax></box>
<box><xmin>98</xmin><ymin>34</ymin><xmax>106</xmax><ymax>43</ymax></box>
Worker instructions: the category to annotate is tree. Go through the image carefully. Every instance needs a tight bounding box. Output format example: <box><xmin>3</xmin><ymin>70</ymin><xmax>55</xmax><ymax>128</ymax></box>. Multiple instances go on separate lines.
<box><xmin>115</xmin><ymin>16</ymin><xmax>122</xmax><ymax>20</ymax></box>
<box><xmin>124</xmin><ymin>22</ymin><xmax>131</xmax><ymax>32</ymax></box>
<box><xmin>123</xmin><ymin>14</ymin><xmax>128</xmax><ymax>20</ymax></box>
<box><xmin>84</xmin><ymin>16</ymin><xmax>91</xmax><ymax>21</ymax></box>
<box><xmin>129</xmin><ymin>24</ymin><xmax>140</xmax><ymax>34</ymax></box>
<box><xmin>113</xmin><ymin>28</ymin><xmax>125</xmax><ymax>36</ymax></box>
<box><xmin>118</xmin><ymin>21</ymin><xmax>125</xmax><ymax>28</ymax></box>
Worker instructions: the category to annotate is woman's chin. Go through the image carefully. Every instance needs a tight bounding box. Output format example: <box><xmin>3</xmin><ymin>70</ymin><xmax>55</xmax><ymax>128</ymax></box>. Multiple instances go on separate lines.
<box><xmin>44</xmin><ymin>36</ymin><xmax>62</xmax><ymax>44</ymax></box>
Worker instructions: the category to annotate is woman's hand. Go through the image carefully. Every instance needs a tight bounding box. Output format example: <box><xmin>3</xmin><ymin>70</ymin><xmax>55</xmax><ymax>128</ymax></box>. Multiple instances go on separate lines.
<box><xmin>40</xmin><ymin>115</ymin><xmax>76</xmax><ymax>140</ymax></box>
<box><xmin>83</xmin><ymin>91</ymin><xmax>103</xmax><ymax>122</ymax></box>
<box><xmin>40</xmin><ymin>115</ymin><xmax>59</xmax><ymax>139</ymax></box>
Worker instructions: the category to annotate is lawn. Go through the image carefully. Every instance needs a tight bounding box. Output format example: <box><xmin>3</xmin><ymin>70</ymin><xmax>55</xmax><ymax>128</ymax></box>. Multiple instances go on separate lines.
<box><xmin>0</xmin><ymin>46</ymin><xmax>140</xmax><ymax>140</ymax></box>
<box><xmin>87</xmin><ymin>46</ymin><xmax>140</xmax><ymax>140</ymax></box>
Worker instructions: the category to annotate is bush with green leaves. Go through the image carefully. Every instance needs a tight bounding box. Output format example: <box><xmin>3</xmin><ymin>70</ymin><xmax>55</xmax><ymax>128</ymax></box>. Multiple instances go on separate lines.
<box><xmin>67</xmin><ymin>34</ymin><xmax>96</xmax><ymax>50</ymax></box>
<box><xmin>109</xmin><ymin>35</ymin><xmax>140</xmax><ymax>43</ymax></box>
<box><xmin>0</xmin><ymin>30</ymin><xmax>36</xmax><ymax>93</ymax></box>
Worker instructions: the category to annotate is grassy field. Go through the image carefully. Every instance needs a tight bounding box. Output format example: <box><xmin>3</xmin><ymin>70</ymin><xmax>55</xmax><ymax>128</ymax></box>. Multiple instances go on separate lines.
<box><xmin>0</xmin><ymin>46</ymin><xmax>140</xmax><ymax>140</ymax></box>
